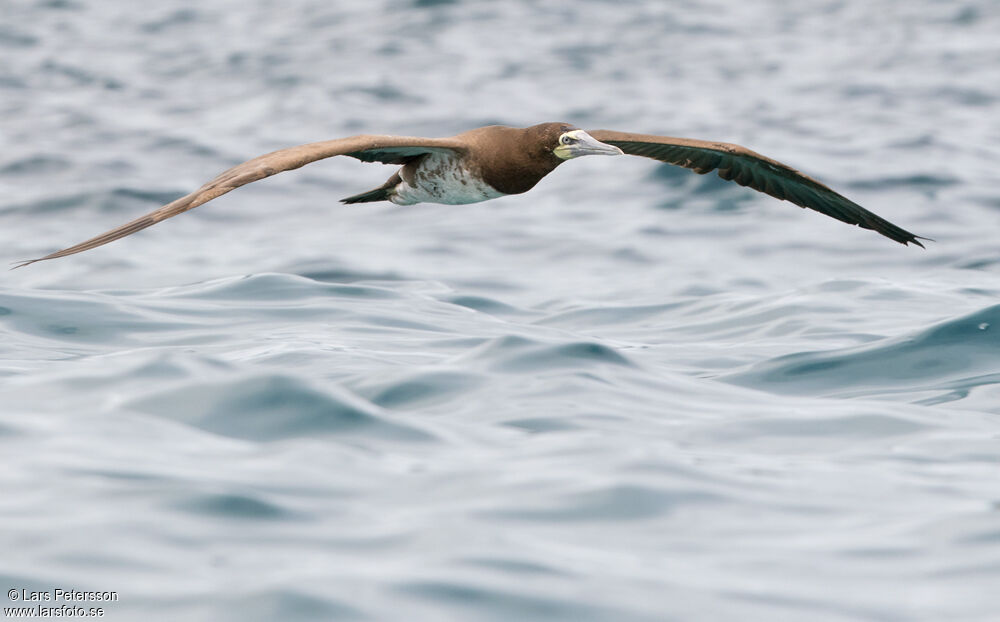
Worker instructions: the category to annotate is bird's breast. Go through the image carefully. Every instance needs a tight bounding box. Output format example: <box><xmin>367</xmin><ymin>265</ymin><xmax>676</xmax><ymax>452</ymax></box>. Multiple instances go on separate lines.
<box><xmin>390</xmin><ymin>152</ymin><xmax>505</xmax><ymax>206</ymax></box>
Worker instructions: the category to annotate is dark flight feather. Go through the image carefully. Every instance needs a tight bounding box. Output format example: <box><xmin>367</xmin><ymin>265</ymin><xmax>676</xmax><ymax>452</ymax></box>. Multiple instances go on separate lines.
<box><xmin>588</xmin><ymin>130</ymin><xmax>926</xmax><ymax>247</ymax></box>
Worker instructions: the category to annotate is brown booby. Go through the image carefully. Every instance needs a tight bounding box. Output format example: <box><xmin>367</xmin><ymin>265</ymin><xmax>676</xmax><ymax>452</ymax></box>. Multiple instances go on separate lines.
<box><xmin>13</xmin><ymin>122</ymin><xmax>926</xmax><ymax>268</ymax></box>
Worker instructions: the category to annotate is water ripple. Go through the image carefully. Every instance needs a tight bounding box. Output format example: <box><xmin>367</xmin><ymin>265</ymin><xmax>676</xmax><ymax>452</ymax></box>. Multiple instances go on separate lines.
<box><xmin>725</xmin><ymin>303</ymin><xmax>1000</xmax><ymax>403</ymax></box>
<box><xmin>128</xmin><ymin>374</ymin><xmax>437</xmax><ymax>442</ymax></box>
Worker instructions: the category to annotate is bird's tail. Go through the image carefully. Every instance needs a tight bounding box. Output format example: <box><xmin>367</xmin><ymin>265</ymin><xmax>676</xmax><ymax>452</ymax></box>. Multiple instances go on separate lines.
<box><xmin>340</xmin><ymin>187</ymin><xmax>394</xmax><ymax>204</ymax></box>
<box><xmin>340</xmin><ymin>173</ymin><xmax>401</xmax><ymax>204</ymax></box>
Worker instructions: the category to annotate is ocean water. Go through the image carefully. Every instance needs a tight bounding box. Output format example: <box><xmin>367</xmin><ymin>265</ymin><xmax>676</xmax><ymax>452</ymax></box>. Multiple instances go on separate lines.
<box><xmin>2</xmin><ymin>0</ymin><xmax>1000</xmax><ymax>620</ymax></box>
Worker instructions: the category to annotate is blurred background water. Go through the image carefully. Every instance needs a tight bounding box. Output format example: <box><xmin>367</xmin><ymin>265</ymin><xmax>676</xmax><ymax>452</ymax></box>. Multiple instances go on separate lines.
<box><xmin>2</xmin><ymin>0</ymin><xmax>1000</xmax><ymax>620</ymax></box>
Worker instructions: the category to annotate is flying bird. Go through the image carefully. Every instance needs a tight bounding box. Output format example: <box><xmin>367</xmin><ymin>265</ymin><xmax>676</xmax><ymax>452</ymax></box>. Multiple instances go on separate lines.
<box><xmin>13</xmin><ymin>122</ymin><xmax>926</xmax><ymax>268</ymax></box>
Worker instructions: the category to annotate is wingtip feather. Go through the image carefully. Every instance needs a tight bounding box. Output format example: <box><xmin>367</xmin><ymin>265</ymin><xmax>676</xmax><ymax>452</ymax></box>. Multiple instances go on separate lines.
<box><xmin>10</xmin><ymin>259</ymin><xmax>38</xmax><ymax>270</ymax></box>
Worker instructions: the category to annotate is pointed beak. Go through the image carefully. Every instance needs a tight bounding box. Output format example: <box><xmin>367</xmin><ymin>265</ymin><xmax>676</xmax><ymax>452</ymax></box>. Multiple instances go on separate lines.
<box><xmin>574</xmin><ymin>131</ymin><xmax>624</xmax><ymax>156</ymax></box>
<box><xmin>554</xmin><ymin>130</ymin><xmax>624</xmax><ymax>159</ymax></box>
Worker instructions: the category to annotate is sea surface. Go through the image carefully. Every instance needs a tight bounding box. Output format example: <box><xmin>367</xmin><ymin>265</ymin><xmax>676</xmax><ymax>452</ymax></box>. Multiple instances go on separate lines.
<box><xmin>2</xmin><ymin>1</ymin><xmax>1000</xmax><ymax>620</ymax></box>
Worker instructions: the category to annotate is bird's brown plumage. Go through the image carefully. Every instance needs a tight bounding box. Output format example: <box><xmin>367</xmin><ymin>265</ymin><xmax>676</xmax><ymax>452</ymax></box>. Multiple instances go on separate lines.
<box><xmin>449</xmin><ymin>123</ymin><xmax>570</xmax><ymax>194</ymax></box>
<box><xmin>13</xmin><ymin>123</ymin><xmax>925</xmax><ymax>268</ymax></box>
<box><xmin>12</xmin><ymin>135</ymin><xmax>468</xmax><ymax>268</ymax></box>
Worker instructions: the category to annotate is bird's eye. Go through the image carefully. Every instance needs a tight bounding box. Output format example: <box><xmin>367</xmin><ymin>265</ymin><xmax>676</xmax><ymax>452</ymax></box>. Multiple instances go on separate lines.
<box><xmin>560</xmin><ymin>135</ymin><xmax>574</xmax><ymax>145</ymax></box>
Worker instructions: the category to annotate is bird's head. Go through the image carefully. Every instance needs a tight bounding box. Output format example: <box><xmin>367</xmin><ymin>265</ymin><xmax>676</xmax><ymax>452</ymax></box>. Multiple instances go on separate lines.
<box><xmin>551</xmin><ymin>125</ymin><xmax>623</xmax><ymax>160</ymax></box>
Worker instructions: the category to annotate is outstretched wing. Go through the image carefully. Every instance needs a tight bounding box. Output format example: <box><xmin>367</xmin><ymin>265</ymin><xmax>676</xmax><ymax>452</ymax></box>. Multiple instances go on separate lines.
<box><xmin>13</xmin><ymin>135</ymin><xmax>466</xmax><ymax>268</ymax></box>
<box><xmin>588</xmin><ymin>130</ymin><xmax>926</xmax><ymax>247</ymax></box>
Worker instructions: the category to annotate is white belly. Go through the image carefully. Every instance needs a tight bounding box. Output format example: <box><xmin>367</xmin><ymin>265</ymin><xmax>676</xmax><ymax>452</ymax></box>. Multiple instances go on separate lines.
<box><xmin>390</xmin><ymin>152</ymin><xmax>505</xmax><ymax>206</ymax></box>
